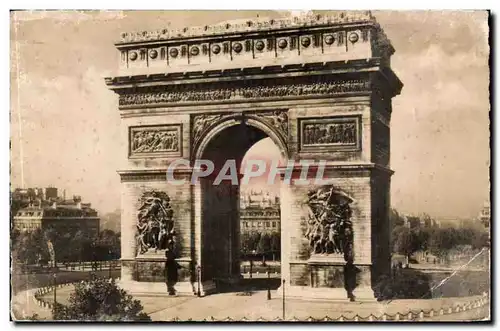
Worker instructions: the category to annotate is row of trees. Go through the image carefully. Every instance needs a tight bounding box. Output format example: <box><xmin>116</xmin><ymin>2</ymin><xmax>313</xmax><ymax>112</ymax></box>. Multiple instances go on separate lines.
<box><xmin>240</xmin><ymin>231</ymin><xmax>280</xmax><ymax>260</ymax></box>
<box><xmin>392</xmin><ymin>220</ymin><xmax>489</xmax><ymax>264</ymax></box>
<box><xmin>11</xmin><ymin>227</ymin><xmax>121</xmax><ymax>266</ymax></box>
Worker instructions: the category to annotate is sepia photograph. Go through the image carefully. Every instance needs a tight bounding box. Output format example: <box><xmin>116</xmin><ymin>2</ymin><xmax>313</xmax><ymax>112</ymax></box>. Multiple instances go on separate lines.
<box><xmin>9</xmin><ymin>9</ymin><xmax>491</xmax><ymax>322</ymax></box>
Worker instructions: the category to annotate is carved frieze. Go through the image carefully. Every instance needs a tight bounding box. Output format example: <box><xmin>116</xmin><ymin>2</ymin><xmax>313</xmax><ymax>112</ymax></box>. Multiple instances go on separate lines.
<box><xmin>305</xmin><ymin>186</ymin><xmax>354</xmax><ymax>262</ymax></box>
<box><xmin>121</xmin><ymin>89</ymin><xmax>232</xmax><ymax>106</ymax></box>
<box><xmin>136</xmin><ymin>190</ymin><xmax>176</xmax><ymax>257</ymax></box>
<box><xmin>299</xmin><ymin>116</ymin><xmax>361</xmax><ymax>152</ymax></box>
<box><xmin>191</xmin><ymin>110</ymin><xmax>289</xmax><ymax>153</ymax></box>
<box><xmin>118</xmin><ymin>79</ymin><xmax>370</xmax><ymax>107</ymax></box>
<box><xmin>191</xmin><ymin>114</ymin><xmax>224</xmax><ymax>147</ymax></box>
<box><xmin>252</xmin><ymin>110</ymin><xmax>289</xmax><ymax>139</ymax></box>
<box><xmin>129</xmin><ymin>125</ymin><xmax>182</xmax><ymax>157</ymax></box>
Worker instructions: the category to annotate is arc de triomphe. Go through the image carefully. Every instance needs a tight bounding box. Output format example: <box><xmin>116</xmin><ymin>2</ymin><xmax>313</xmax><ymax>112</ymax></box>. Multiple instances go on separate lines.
<box><xmin>105</xmin><ymin>11</ymin><xmax>402</xmax><ymax>301</ymax></box>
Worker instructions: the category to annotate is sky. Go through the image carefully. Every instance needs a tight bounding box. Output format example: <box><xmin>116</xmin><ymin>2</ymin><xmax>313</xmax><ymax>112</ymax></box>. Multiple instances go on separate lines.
<box><xmin>10</xmin><ymin>10</ymin><xmax>490</xmax><ymax>219</ymax></box>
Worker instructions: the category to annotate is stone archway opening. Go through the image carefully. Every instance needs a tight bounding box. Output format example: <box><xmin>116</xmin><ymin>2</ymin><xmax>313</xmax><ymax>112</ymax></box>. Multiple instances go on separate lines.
<box><xmin>239</xmin><ymin>138</ymin><xmax>284</xmax><ymax>282</ymax></box>
<box><xmin>198</xmin><ymin>122</ymin><xmax>285</xmax><ymax>291</ymax></box>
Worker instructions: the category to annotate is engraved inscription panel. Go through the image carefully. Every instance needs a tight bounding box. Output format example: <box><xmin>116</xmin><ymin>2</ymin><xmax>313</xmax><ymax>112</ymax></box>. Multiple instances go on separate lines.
<box><xmin>299</xmin><ymin>116</ymin><xmax>361</xmax><ymax>151</ymax></box>
<box><xmin>129</xmin><ymin>125</ymin><xmax>182</xmax><ymax>157</ymax></box>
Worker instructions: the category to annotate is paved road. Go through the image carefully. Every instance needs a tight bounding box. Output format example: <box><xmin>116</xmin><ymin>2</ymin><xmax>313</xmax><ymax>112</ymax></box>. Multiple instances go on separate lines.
<box><xmin>13</xmin><ymin>268</ymin><xmax>489</xmax><ymax>321</ymax></box>
<box><xmin>143</xmin><ymin>291</ymin><xmax>489</xmax><ymax>321</ymax></box>
<box><xmin>36</xmin><ymin>286</ymin><xmax>489</xmax><ymax>321</ymax></box>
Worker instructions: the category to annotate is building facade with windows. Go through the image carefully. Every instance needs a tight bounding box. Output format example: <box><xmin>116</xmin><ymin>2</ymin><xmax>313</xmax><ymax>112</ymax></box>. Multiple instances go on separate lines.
<box><xmin>13</xmin><ymin>198</ymin><xmax>100</xmax><ymax>237</ymax></box>
<box><xmin>240</xmin><ymin>190</ymin><xmax>280</xmax><ymax>234</ymax></box>
<box><xmin>240</xmin><ymin>206</ymin><xmax>280</xmax><ymax>234</ymax></box>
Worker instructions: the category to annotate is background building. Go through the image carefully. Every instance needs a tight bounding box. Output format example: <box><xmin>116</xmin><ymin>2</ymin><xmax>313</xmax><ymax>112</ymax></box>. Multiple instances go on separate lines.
<box><xmin>240</xmin><ymin>189</ymin><xmax>280</xmax><ymax>234</ymax></box>
<box><xmin>12</xmin><ymin>189</ymin><xmax>100</xmax><ymax>237</ymax></box>
<box><xmin>479</xmin><ymin>200</ymin><xmax>490</xmax><ymax>228</ymax></box>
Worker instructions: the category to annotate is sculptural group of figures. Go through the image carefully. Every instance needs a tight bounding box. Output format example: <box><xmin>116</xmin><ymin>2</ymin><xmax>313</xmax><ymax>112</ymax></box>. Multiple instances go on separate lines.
<box><xmin>132</xmin><ymin>130</ymin><xmax>179</xmax><ymax>153</ymax></box>
<box><xmin>303</xmin><ymin>122</ymin><xmax>356</xmax><ymax>145</ymax></box>
<box><xmin>136</xmin><ymin>191</ymin><xmax>176</xmax><ymax>255</ymax></box>
<box><xmin>306</xmin><ymin>186</ymin><xmax>354</xmax><ymax>261</ymax></box>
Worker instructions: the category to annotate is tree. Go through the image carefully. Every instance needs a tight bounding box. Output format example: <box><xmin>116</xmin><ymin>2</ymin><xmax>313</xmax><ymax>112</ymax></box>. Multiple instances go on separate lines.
<box><xmin>406</xmin><ymin>216</ymin><xmax>421</xmax><ymax>229</ymax></box>
<box><xmin>471</xmin><ymin>231</ymin><xmax>489</xmax><ymax>250</ymax></box>
<box><xmin>429</xmin><ymin>227</ymin><xmax>457</xmax><ymax>262</ymax></box>
<box><xmin>421</xmin><ymin>213</ymin><xmax>434</xmax><ymax>228</ymax></box>
<box><xmin>389</xmin><ymin>208</ymin><xmax>405</xmax><ymax>228</ymax></box>
<box><xmin>52</xmin><ymin>278</ymin><xmax>151</xmax><ymax>321</ymax></box>
<box><xmin>391</xmin><ymin>225</ymin><xmax>406</xmax><ymax>253</ymax></box>
<box><xmin>249</xmin><ymin>232</ymin><xmax>261</xmax><ymax>253</ymax></box>
<box><xmin>13</xmin><ymin>228</ymin><xmax>51</xmax><ymax>265</ymax></box>
<box><xmin>257</xmin><ymin>233</ymin><xmax>271</xmax><ymax>255</ymax></box>
<box><xmin>240</xmin><ymin>232</ymin><xmax>252</xmax><ymax>255</ymax></box>
<box><xmin>415</xmin><ymin>228</ymin><xmax>431</xmax><ymax>252</ymax></box>
<box><xmin>394</xmin><ymin>227</ymin><xmax>420</xmax><ymax>265</ymax></box>
<box><xmin>270</xmin><ymin>232</ymin><xmax>281</xmax><ymax>261</ymax></box>
<box><xmin>97</xmin><ymin>230</ymin><xmax>121</xmax><ymax>260</ymax></box>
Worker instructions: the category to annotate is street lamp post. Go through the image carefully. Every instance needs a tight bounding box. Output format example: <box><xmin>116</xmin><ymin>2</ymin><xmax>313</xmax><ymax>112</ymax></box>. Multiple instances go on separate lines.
<box><xmin>282</xmin><ymin>279</ymin><xmax>285</xmax><ymax>320</ymax></box>
<box><xmin>250</xmin><ymin>250</ymin><xmax>256</xmax><ymax>279</ymax></box>
<box><xmin>108</xmin><ymin>250</ymin><xmax>112</xmax><ymax>279</ymax></box>
<box><xmin>53</xmin><ymin>272</ymin><xmax>57</xmax><ymax>306</ymax></box>
<box><xmin>196</xmin><ymin>265</ymin><xmax>201</xmax><ymax>297</ymax></box>
<box><xmin>266</xmin><ymin>267</ymin><xmax>271</xmax><ymax>300</ymax></box>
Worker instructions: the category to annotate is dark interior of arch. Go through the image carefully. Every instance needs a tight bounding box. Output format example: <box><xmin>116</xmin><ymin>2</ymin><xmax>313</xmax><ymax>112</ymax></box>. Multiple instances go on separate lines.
<box><xmin>199</xmin><ymin>123</ymin><xmax>271</xmax><ymax>282</ymax></box>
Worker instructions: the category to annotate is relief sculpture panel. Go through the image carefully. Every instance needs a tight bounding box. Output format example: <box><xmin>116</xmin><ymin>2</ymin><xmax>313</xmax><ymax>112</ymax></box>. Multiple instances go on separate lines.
<box><xmin>129</xmin><ymin>125</ymin><xmax>182</xmax><ymax>158</ymax></box>
<box><xmin>299</xmin><ymin>116</ymin><xmax>360</xmax><ymax>152</ymax></box>
<box><xmin>306</xmin><ymin>186</ymin><xmax>354</xmax><ymax>262</ymax></box>
<box><xmin>136</xmin><ymin>190</ymin><xmax>176</xmax><ymax>257</ymax></box>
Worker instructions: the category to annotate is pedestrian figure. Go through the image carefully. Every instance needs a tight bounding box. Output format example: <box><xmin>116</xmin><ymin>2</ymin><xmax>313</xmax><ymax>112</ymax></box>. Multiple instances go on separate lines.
<box><xmin>344</xmin><ymin>262</ymin><xmax>358</xmax><ymax>302</ymax></box>
<box><xmin>165</xmin><ymin>249</ymin><xmax>181</xmax><ymax>296</ymax></box>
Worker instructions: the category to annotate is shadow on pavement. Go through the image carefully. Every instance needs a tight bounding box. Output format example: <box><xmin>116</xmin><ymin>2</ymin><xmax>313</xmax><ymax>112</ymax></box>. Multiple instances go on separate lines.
<box><xmin>215</xmin><ymin>278</ymin><xmax>281</xmax><ymax>294</ymax></box>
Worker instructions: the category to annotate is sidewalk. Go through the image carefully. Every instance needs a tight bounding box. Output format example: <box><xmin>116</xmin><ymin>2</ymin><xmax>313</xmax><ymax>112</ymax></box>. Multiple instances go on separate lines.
<box><xmin>11</xmin><ymin>289</ymin><xmax>52</xmax><ymax>320</ymax></box>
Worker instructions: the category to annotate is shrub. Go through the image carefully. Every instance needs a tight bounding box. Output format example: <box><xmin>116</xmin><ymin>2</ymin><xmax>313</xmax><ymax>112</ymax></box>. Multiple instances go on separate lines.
<box><xmin>52</xmin><ymin>278</ymin><xmax>151</xmax><ymax>321</ymax></box>
<box><xmin>374</xmin><ymin>270</ymin><xmax>432</xmax><ymax>301</ymax></box>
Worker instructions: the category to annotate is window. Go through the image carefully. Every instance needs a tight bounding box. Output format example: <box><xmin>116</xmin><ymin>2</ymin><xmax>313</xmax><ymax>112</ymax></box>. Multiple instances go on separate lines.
<box><xmin>272</xmin><ymin>222</ymin><xmax>276</xmax><ymax>227</ymax></box>
<box><xmin>266</xmin><ymin>222</ymin><xmax>270</xmax><ymax>228</ymax></box>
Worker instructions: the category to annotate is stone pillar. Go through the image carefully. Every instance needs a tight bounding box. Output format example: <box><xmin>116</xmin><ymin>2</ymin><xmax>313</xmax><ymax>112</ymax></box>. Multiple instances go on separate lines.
<box><xmin>195</xmin><ymin>178</ymin><xmax>216</xmax><ymax>295</ymax></box>
<box><xmin>279</xmin><ymin>179</ymin><xmax>292</xmax><ymax>289</ymax></box>
<box><xmin>276</xmin><ymin>163</ymin><xmax>378</xmax><ymax>301</ymax></box>
<box><xmin>120</xmin><ymin>182</ymin><xmax>137</xmax><ymax>282</ymax></box>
